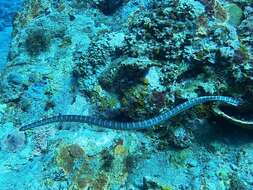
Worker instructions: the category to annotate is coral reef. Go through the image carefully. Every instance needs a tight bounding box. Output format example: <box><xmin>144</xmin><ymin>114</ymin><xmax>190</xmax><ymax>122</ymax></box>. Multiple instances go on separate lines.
<box><xmin>56</xmin><ymin>144</ymin><xmax>84</xmax><ymax>173</ymax></box>
<box><xmin>0</xmin><ymin>0</ymin><xmax>253</xmax><ymax>189</ymax></box>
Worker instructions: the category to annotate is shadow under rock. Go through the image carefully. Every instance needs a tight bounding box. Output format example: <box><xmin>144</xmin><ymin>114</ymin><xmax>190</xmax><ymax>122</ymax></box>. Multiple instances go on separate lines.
<box><xmin>196</xmin><ymin>116</ymin><xmax>253</xmax><ymax>148</ymax></box>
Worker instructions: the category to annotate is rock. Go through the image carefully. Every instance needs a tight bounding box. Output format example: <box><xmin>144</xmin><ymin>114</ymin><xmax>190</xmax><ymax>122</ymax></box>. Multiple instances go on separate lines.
<box><xmin>230</xmin><ymin>174</ymin><xmax>248</xmax><ymax>190</ymax></box>
<box><xmin>170</xmin><ymin>127</ymin><xmax>193</xmax><ymax>148</ymax></box>
<box><xmin>93</xmin><ymin>0</ymin><xmax>126</xmax><ymax>15</ymax></box>
<box><xmin>212</xmin><ymin>105</ymin><xmax>253</xmax><ymax>130</ymax></box>
<box><xmin>143</xmin><ymin>176</ymin><xmax>174</xmax><ymax>190</ymax></box>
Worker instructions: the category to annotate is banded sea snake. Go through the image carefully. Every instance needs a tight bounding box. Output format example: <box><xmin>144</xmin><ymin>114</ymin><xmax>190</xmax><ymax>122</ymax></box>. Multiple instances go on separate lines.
<box><xmin>19</xmin><ymin>96</ymin><xmax>240</xmax><ymax>131</ymax></box>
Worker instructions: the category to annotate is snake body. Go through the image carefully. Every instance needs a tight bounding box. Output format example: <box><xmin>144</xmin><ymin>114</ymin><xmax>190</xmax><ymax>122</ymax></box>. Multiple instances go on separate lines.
<box><xmin>19</xmin><ymin>96</ymin><xmax>240</xmax><ymax>131</ymax></box>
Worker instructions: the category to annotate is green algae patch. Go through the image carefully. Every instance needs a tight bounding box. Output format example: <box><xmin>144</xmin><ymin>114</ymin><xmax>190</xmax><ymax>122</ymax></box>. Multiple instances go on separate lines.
<box><xmin>114</xmin><ymin>144</ymin><xmax>128</xmax><ymax>155</ymax></box>
<box><xmin>56</xmin><ymin>144</ymin><xmax>85</xmax><ymax>173</ymax></box>
<box><xmin>168</xmin><ymin>149</ymin><xmax>194</xmax><ymax>168</ymax></box>
<box><xmin>225</xmin><ymin>3</ymin><xmax>243</xmax><ymax>26</ymax></box>
<box><xmin>54</xmin><ymin>142</ymin><xmax>130</xmax><ymax>189</ymax></box>
<box><xmin>72</xmin><ymin>172</ymin><xmax>108</xmax><ymax>190</ymax></box>
<box><xmin>162</xmin><ymin>186</ymin><xmax>174</xmax><ymax>190</ymax></box>
<box><xmin>55</xmin><ymin>144</ymin><xmax>109</xmax><ymax>189</ymax></box>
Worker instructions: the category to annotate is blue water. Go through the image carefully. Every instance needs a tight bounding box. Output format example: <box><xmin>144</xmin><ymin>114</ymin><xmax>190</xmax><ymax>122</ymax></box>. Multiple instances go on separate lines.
<box><xmin>0</xmin><ymin>0</ymin><xmax>22</xmax><ymax>69</ymax></box>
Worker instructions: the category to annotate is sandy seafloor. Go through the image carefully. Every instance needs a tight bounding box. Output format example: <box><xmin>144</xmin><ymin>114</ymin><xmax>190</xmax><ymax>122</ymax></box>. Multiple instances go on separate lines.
<box><xmin>0</xmin><ymin>0</ymin><xmax>253</xmax><ymax>190</ymax></box>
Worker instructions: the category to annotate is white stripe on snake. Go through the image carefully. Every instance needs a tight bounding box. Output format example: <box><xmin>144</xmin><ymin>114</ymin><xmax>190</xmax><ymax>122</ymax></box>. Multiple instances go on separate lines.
<box><xmin>19</xmin><ymin>96</ymin><xmax>240</xmax><ymax>131</ymax></box>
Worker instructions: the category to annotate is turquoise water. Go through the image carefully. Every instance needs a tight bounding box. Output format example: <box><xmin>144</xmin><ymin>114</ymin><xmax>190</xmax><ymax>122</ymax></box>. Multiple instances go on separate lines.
<box><xmin>0</xmin><ymin>26</ymin><xmax>12</xmax><ymax>69</ymax></box>
<box><xmin>0</xmin><ymin>0</ymin><xmax>22</xmax><ymax>69</ymax></box>
<box><xmin>0</xmin><ymin>0</ymin><xmax>253</xmax><ymax>189</ymax></box>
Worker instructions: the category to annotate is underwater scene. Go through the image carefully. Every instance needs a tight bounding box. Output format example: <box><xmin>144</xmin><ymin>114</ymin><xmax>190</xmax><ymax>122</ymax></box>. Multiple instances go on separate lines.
<box><xmin>0</xmin><ymin>0</ymin><xmax>253</xmax><ymax>189</ymax></box>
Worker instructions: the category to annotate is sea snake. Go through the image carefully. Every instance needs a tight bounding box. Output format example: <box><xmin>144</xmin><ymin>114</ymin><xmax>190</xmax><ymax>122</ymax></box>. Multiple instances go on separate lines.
<box><xmin>19</xmin><ymin>96</ymin><xmax>240</xmax><ymax>131</ymax></box>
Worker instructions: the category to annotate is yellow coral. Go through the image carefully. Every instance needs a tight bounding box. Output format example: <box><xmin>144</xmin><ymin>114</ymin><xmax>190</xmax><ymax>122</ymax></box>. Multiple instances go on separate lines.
<box><xmin>56</xmin><ymin>144</ymin><xmax>84</xmax><ymax>173</ymax></box>
<box><xmin>114</xmin><ymin>144</ymin><xmax>127</xmax><ymax>155</ymax></box>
